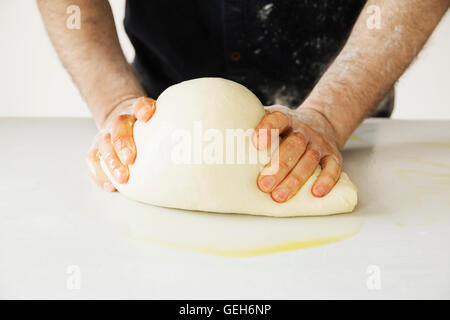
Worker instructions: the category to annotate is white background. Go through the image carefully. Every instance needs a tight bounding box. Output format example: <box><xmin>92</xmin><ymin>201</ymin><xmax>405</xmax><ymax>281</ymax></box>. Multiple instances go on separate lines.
<box><xmin>0</xmin><ymin>1</ymin><xmax>449</xmax><ymax>119</ymax></box>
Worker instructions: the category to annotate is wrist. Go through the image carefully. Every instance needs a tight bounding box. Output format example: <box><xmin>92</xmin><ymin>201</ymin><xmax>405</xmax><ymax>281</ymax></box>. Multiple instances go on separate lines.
<box><xmin>296</xmin><ymin>103</ymin><xmax>346</xmax><ymax>149</ymax></box>
<box><xmin>85</xmin><ymin>65</ymin><xmax>147</xmax><ymax>129</ymax></box>
<box><xmin>92</xmin><ymin>92</ymin><xmax>145</xmax><ymax>129</ymax></box>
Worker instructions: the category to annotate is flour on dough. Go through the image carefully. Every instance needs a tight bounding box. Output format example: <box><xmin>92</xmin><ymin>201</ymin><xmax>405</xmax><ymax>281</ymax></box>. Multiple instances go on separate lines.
<box><xmin>105</xmin><ymin>78</ymin><xmax>357</xmax><ymax>217</ymax></box>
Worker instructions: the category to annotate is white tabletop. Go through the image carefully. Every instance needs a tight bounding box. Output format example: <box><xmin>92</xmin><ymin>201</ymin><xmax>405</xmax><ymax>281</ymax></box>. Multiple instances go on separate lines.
<box><xmin>0</xmin><ymin>117</ymin><xmax>449</xmax><ymax>299</ymax></box>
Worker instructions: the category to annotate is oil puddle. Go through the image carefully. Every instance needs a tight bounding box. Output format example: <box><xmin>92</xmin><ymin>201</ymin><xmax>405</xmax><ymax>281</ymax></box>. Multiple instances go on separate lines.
<box><xmin>390</xmin><ymin>145</ymin><xmax>450</xmax><ymax>226</ymax></box>
<box><xmin>96</xmin><ymin>195</ymin><xmax>362</xmax><ymax>257</ymax></box>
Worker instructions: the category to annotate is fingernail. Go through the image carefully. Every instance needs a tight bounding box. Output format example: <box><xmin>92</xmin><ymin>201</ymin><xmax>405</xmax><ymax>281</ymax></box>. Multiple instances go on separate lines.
<box><xmin>103</xmin><ymin>182</ymin><xmax>115</xmax><ymax>192</ymax></box>
<box><xmin>261</xmin><ymin>176</ymin><xmax>275</xmax><ymax>190</ymax></box>
<box><xmin>273</xmin><ymin>188</ymin><xmax>288</xmax><ymax>202</ymax></box>
<box><xmin>313</xmin><ymin>185</ymin><xmax>326</xmax><ymax>197</ymax></box>
<box><xmin>119</xmin><ymin>147</ymin><xmax>132</xmax><ymax>163</ymax></box>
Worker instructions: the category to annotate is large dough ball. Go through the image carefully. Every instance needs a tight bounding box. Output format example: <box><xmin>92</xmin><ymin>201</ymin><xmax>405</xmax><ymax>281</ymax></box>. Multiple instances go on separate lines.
<box><xmin>107</xmin><ymin>78</ymin><xmax>357</xmax><ymax>216</ymax></box>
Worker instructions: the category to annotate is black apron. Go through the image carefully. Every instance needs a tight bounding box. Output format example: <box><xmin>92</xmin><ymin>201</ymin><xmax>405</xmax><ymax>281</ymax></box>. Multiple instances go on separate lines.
<box><xmin>124</xmin><ymin>0</ymin><xmax>394</xmax><ymax>117</ymax></box>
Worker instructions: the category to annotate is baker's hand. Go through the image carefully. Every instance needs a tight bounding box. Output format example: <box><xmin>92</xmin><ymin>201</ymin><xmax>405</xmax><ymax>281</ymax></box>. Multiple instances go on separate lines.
<box><xmin>85</xmin><ymin>97</ymin><xmax>156</xmax><ymax>191</ymax></box>
<box><xmin>252</xmin><ymin>105</ymin><xmax>342</xmax><ymax>203</ymax></box>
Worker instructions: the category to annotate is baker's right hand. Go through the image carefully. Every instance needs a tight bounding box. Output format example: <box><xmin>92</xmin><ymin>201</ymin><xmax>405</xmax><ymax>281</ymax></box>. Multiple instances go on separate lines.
<box><xmin>85</xmin><ymin>97</ymin><xmax>156</xmax><ymax>191</ymax></box>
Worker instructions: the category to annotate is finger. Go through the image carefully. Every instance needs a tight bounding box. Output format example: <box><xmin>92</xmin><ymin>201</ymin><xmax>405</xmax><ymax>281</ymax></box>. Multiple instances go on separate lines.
<box><xmin>311</xmin><ymin>156</ymin><xmax>341</xmax><ymax>197</ymax></box>
<box><xmin>85</xmin><ymin>148</ymin><xmax>116</xmax><ymax>192</ymax></box>
<box><xmin>271</xmin><ymin>147</ymin><xmax>321</xmax><ymax>203</ymax></box>
<box><xmin>111</xmin><ymin>114</ymin><xmax>137</xmax><ymax>165</ymax></box>
<box><xmin>98</xmin><ymin>132</ymin><xmax>129</xmax><ymax>184</ymax></box>
<box><xmin>252</xmin><ymin>111</ymin><xmax>290</xmax><ymax>150</ymax></box>
<box><xmin>134</xmin><ymin>97</ymin><xmax>156</xmax><ymax>122</ymax></box>
<box><xmin>257</xmin><ymin>132</ymin><xmax>307</xmax><ymax>193</ymax></box>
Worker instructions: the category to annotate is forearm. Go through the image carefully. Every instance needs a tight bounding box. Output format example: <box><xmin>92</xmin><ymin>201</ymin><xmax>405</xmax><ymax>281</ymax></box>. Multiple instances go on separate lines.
<box><xmin>302</xmin><ymin>0</ymin><xmax>449</xmax><ymax>148</ymax></box>
<box><xmin>37</xmin><ymin>0</ymin><xmax>145</xmax><ymax>127</ymax></box>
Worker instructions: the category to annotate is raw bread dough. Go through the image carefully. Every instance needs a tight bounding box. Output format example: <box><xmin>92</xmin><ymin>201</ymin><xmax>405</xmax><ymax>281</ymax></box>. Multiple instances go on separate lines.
<box><xmin>107</xmin><ymin>78</ymin><xmax>357</xmax><ymax>217</ymax></box>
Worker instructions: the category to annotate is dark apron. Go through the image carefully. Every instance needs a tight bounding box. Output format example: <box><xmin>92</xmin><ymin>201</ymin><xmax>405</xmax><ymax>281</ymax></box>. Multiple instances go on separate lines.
<box><xmin>125</xmin><ymin>0</ymin><xmax>394</xmax><ymax>117</ymax></box>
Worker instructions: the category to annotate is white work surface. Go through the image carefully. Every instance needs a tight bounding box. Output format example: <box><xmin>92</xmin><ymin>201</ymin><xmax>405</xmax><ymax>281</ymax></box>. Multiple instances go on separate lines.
<box><xmin>0</xmin><ymin>117</ymin><xmax>449</xmax><ymax>299</ymax></box>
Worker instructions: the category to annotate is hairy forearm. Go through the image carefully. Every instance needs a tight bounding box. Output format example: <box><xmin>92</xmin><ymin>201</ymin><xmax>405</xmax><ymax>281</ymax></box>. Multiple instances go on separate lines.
<box><xmin>37</xmin><ymin>0</ymin><xmax>145</xmax><ymax>127</ymax></box>
<box><xmin>302</xmin><ymin>0</ymin><xmax>449</xmax><ymax>147</ymax></box>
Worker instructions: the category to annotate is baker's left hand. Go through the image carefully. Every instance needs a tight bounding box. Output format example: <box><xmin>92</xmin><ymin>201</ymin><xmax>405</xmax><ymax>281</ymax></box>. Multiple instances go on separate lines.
<box><xmin>252</xmin><ymin>105</ymin><xmax>342</xmax><ymax>203</ymax></box>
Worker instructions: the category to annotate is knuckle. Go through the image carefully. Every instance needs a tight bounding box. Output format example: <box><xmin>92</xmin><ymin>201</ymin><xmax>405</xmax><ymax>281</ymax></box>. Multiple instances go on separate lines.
<box><xmin>277</xmin><ymin>160</ymin><xmax>291</xmax><ymax>174</ymax></box>
<box><xmin>111</xmin><ymin>132</ymin><xmax>131</xmax><ymax>148</ymax></box>
<box><xmin>279</xmin><ymin>112</ymin><xmax>290</xmax><ymax>124</ymax></box>
<box><xmin>117</xmin><ymin>114</ymin><xmax>130</xmax><ymax>122</ymax></box>
<box><xmin>107</xmin><ymin>155</ymin><xmax>120</xmax><ymax>168</ymax></box>
<box><xmin>135</xmin><ymin>96</ymin><xmax>146</xmax><ymax>105</ymax></box>
<box><xmin>323</xmin><ymin>154</ymin><xmax>341</xmax><ymax>169</ymax></box>
<box><xmin>306</xmin><ymin>148</ymin><xmax>321</xmax><ymax>163</ymax></box>
<box><xmin>270</xmin><ymin>108</ymin><xmax>283</xmax><ymax>117</ymax></box>
<box><xmin>286</xmin><ymin>134</ymin><xmax>306</xmax><ymax>150</ymax></box>
<box><xmin>289</xmin><ymin>171</ymin><xmax>304</xmax><ymax>186</ymax></box>
<box><xmin>101</xmin><ymin>152</ymin><xmax>119</xmax><ymax>170</ymax></box>
<box><xmin>133</xmin><ymin>99</ymin><xmax>143</xmax><ymax>112</ymax></box>
<box><xmin>144</xmin><ymin>97</ymin><xmax>155</xmax><ymax>108</ymax></box>
<box><xmin>292</xmin><ymin>131</ymin><xmax>307</xmax><ymax>142</ymax></box>
<box><xmin>332</xmin><ymin>153</ymin><xmax>343</xmax><ymax>165</ymax></box>
<box><xmin>114</xmin><ymin>114</ymin><xmax>133</xmax><ymax>130</ymax></box>
<box><xmin>271</xmin><ymin>111</ymin><xmax>286</xmax><ymax>119</ymax></box>
<box><xmin>269</xmin><ymin>111</ymin><xmax>289</xmax><ymax>125</ymax></box>
<box><xmin>259</xmin><ymin>118</ymin><xmax>273</xmax><ymax>131</ymax></box>
<box><xmin>256</xmin><ymin>126</ymin><xmax>270</xmax><ymax>137</ymax></box>
<box><xmin>111</xmin><ymin>133</ymin><xmax>124</xmax><ymax>146</ymax></box>
<box><xmin>321</xmin><ymin>172</ymin><xmax>338</xmax><ymax>185</ymax></box>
